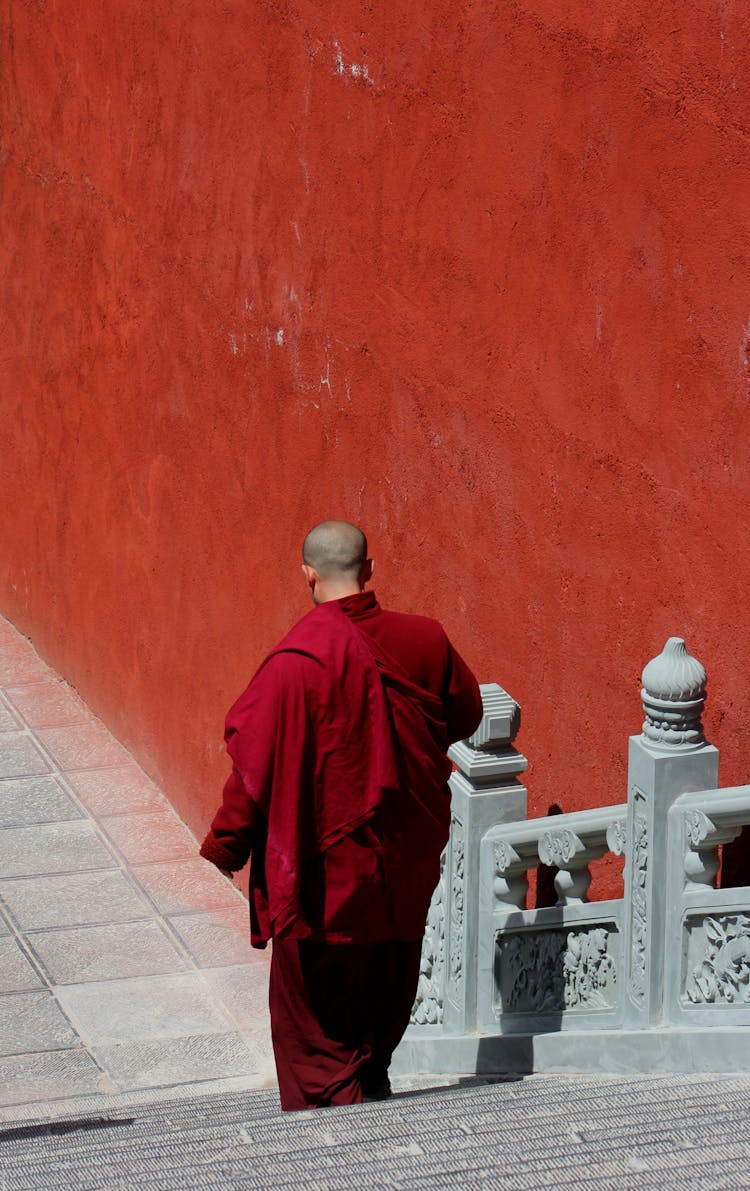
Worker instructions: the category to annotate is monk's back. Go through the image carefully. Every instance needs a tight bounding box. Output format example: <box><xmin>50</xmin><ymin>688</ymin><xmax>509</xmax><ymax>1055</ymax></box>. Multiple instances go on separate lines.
<box><xmin>339</xmin><ymin>592</ymin><xmax>482</xmax><ymax>744</ymax></box>
<box><xmin>340</xmin><ymin>593</ymin><xmax>452</xmax><ymax>696</ymax></box>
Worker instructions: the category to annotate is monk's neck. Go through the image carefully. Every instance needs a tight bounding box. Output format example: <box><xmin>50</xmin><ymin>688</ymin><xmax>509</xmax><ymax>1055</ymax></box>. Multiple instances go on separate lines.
<box><xmin>314</xmin><ymin>582</ymin><xmax>365</xmax><ymax>604</ymax></box>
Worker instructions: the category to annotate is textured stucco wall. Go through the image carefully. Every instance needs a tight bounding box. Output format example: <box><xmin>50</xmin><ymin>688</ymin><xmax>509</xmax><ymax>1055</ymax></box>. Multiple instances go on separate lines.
<box><xmin>2</xmin><ymin>2</ymin><xmax>748</xmax><ymax>863</ymax></box>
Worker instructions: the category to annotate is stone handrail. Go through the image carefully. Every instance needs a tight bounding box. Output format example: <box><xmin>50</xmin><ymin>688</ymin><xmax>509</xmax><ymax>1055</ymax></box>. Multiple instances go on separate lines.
<box><xmin>399</xmin><ymin>636</ymin><xmax>750</xmax><ymax>1078</ymax></box>
<box><xmin>672</xmin><ymin>786</ymin><xmax>750</xmax><ymax>890</ymax></box>
<box><xmin>486</xmin><ymin>803</ymin><xmax>627</xmax><ymax>910</ymax></box>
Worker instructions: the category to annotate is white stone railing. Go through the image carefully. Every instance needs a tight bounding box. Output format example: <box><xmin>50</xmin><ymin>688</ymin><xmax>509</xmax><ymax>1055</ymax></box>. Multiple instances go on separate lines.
<box><xmin>476</xmin><ymin>804</ymin><xmax>627</xmax><ymax>1034</ymax></box>
<box><xmin>401</xmin><ymin>636</ymin><xmax>750</xmax><ymax>1076</ymax></box>
<box><xmin>665</xmin><ymin>785</ymin><xmax>750</xmax><ymax>1022</ymax></box>
<box><xmin>484</xmin><ymin>803</ymin><xmax>627</xmax><ymax>912</ymax></box>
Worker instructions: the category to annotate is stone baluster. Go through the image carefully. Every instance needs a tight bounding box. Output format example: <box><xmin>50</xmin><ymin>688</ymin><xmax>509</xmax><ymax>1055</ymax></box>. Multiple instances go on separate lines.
<box><xmin>492</xmin><ymin>840</ymin><xmax>529</xmax><ymax>912</ymax></box>
<box><xmin>537</xmin><ymin>827</ymin><xmax>607</xmax><ymax>905</ymax></box>
<box><xmin>683</xmin><ymin>810</ymin><xmax>741</xmax><ymax>891</ymax></box>
<box><xmin>623</xmin><ymin>637</ymin><xmax>719</xmax><ymax>1028</ymax></box>
<box><xmin>441</xmin><ymin>683</ymin><xmax>528</xmax><ymax>1035</ymax></box>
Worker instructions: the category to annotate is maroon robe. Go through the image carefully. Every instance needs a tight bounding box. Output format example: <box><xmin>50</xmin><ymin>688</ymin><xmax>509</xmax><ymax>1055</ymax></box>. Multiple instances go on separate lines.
<box><xmin>200</xmin><ymin>590</ymin><xmax>482</xmax><ymax>1107</ymax></box>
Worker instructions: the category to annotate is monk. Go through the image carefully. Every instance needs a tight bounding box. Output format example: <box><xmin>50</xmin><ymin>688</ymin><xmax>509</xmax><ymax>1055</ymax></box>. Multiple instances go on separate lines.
<box><xmin>200</xmin><ymin>521</ymin><xmax>482</xmax><ymax>1110</ymax></box>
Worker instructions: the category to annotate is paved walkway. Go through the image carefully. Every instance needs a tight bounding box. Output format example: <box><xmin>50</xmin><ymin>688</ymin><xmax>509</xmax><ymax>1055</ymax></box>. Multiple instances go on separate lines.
<box><xmin>0</xmin><ymin>615</ymin><xmax>276</xmax><ymax>1122</ymax></box>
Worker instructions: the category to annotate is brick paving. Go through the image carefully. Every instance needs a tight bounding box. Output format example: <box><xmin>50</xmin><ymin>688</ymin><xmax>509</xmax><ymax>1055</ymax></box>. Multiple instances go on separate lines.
<box><xmin>2</xmin><ymin>614</ymin><xmax>750</xmax><ymax>1187</ymax></box>
<box><xmin>0</xmin><ymin>615</ymin><xmax>275</xmax><ymax>1121</ymax></box>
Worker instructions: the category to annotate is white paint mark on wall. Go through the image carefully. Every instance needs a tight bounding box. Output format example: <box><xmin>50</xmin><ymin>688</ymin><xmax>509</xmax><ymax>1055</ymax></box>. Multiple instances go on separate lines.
<box><xmin>299</xmin><ymin>157</ymin><xmax>310</xmax><ymax>192</ymax></box>
<box><xmin>291</xmin><ymin>220</ymin><xmax>302</xmax><ymax>245</ymax></box>
<box><xmin>275</xmin><ymin>328</ymin><xmax>285</xmax><ymax>346</ymax></box>
<box><xmin>229</xmin><ymin>332</ymin><xmax>238</xmax><ymax>356</ymax></box>
<box><xmin>332</xmin><ymin>40</ymin><xmax>373</xmax><ymax>86</ymax></box>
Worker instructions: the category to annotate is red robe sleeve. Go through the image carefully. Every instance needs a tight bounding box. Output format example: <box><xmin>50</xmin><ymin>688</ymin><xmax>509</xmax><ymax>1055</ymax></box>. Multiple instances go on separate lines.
<box><xmin>199</xmin><ymin>766</ymin><xmax>260</xmax><ymax>873</ymax></box>
<box><xmin>442</xmin><ymin>636</ymin><xmax>484</xmax><ymax>743</ymax></box>
<box><xmin>199</xmin><ymin>655</ymin><xmax>296</xmax><ymax>875</ymax></box>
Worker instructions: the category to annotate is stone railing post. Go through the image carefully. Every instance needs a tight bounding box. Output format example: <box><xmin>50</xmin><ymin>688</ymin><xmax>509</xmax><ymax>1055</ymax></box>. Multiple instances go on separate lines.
<box><xmin>441</xmin><ymin>683</ymin><xmax>528</xmax><ymax>1034</ymax></box>
<box><xmin>623</xmin><ymin>637</ymin><xmax>719</xmax><ymax>1027</ymax></box>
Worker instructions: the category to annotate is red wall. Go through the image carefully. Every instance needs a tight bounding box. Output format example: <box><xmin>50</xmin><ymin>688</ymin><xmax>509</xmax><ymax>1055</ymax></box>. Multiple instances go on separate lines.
<box><xmin>2</xmin><ymin>2</ymin><xmax>749</xmax><ymax>849</ymax></box>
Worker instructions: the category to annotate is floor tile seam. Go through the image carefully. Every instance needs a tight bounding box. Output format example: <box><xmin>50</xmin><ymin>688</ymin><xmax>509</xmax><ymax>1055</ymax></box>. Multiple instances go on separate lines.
<box><xmin>0</xmin><ymin>813</ymin><xmax>86</xmax><ymax>828</ymax></box>
<box><xmin>0</xmin><ymin>1020</ymin><xmax>250</xmax><ymax>1080</ymax></box>
<box><xmin>208</xmin><ymin>1107</ymin><xmax>750</xmax><ymax>1146</ymax></box>
<box><xmin>0</xmin><ymin>903</ymin><xmax>63</xmax><ymax>995</ymax></box>
<box><xmin>1</xmin><ymin>684</ymin><xmax>93</xmax><ymax>731</ymax></box>
<box><xmin>25</xmin><ymin>733</ymin><xmax>126</xmax><ymax>778</ymax></box>
<box><xmin>0</xmin><ymin>767</ymin><xmax>167</xmax><ymax>825</ymax></box>
<box><xmin>147</xmin><ymin>1124</ymin><xmax>747</xmax><ymax>1168</ymax></box>
<box><xmin>0</xmin><ymin>692</ymin><xmax>22</xmax><ymax>731</ymax></box>
<box><xmin>18</xmin><ymin>924</ymin><xmax>195</xmax><ymax>987</ymax></box>
<box><xmin>17</xmin><ymin>915</ymin><xmax>181</xmax><ymax>939</ymax></box>
<box><xmin>191</xmin><ymin>968</ymin><xmax>265</xmax><ymax>1036</ymax></box>
<box><xmin>0</xmin><ymin>817</ymin><xmax>150</xmax><ymax>849</ymax></box>
<box><xmin>0</xmin><ymin>1036</ymin><xmax>104</xmax><ymax>1063</ymax></box>
<box><xmin>51</xmin><ymin>767</ymin><xmax>172</xmax><ymax>823</ymax></box>
<box><xmin>0</xmin><ymin>764</ymin><xmax>223</xmax><ymax>976</ymax></box>
<box><xmin>0</xmin><ymin>677</ymin><xmax>50</xmax><ymax>697</ymax></box>
<box><xmin>124</xmin><ymin>861</ymin><xmax>250</xmax><ymax>928</ymax></box>
<box><xmin>0</xmin><ymin>729</ymin><xmax>125</xmax><ymax>840</ymax></box>
<box><xmin>0</xmin><ymin>724</ymin><xmax>54</xmax><ymax>762</ymax></box>
<box><xmin>54</xmin><ymin>982</ymin><xmax>243</xmax><ymax>1048</ymax></box>
<box><xmin>0</xmin><ymin>887</ymin><xmax>232</xmax><ymax>1055</ymax></box>
<box><xmin>137</xmin><ymin>886</ymin><xmax>248</xmax><ymax>979</ymax></box>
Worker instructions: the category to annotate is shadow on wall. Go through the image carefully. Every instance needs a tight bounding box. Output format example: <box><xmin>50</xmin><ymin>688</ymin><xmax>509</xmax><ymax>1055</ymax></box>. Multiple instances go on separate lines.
<box><xmin>720</xmin><ymin>826</ymin><xmax>750</xmax><ymax>887</ymax></box>
<box><xmin>532</xmin><ymin>803</ymin><xmax>626</xmax><ymax>907</ymax></box>
<box><xmin>534</xmin><ymin>803</ymin><xmax>564</xmax><ymax>909</ymax></box>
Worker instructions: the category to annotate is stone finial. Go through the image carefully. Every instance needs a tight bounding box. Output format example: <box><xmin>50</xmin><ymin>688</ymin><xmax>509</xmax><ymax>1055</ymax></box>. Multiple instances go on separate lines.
<box><xmin>449</xmin><ymin>683</ymin><xmax>527</xmax><ymax>786</ymax></box>
<box><xmin>640</xmin><ymin>637</ymin><xmax>707</xmax><ymax>748</ymax></box>
<box><xmin>468</xmin><ymin>684</ymin><xmax>520</xmax><ymax>749</ymax></box>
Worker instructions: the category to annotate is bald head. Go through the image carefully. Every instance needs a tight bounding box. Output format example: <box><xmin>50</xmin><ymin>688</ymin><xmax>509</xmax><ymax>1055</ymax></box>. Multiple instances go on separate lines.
<box><xmin>302</xmin><ymin>521</ymin><xmax>368</xmax><ymax>581</ymax></box>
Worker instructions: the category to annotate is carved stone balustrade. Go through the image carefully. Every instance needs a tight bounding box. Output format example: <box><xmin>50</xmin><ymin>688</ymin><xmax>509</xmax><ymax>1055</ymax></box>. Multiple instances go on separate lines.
<box><xmin>664</xmin><ymin>785</ymin><xmax>750</xmax><ymax>1024</ymax></box>
<box><xmin>398</xmin><ymin>636</ymin><xmax>750</xmax><ymax>1079</ymax></box>
<box><xmin>487</xmin><ymin>805</ymin><xmax>626</xmax><ymax>913</ymax></box>
<box><xmin>478</xmin><ymin>804</ymin><xmax>627</xmax><ymax>1034</ymax></box>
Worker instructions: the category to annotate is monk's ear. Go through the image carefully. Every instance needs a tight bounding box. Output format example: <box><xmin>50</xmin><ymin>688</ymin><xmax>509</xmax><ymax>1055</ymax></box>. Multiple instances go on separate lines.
<box><xmin>301</xmin><ymin>563</ymin><xmax>317</xmax><ymax>591</ymax></box>
<box><xmin>361</xmin><ymin>558</ymin><xmax>374</xmax><ymax>585</ymax></box>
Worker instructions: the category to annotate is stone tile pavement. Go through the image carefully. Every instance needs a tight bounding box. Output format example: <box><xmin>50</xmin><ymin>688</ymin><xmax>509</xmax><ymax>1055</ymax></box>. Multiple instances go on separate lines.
<box><xmin>0</xmin><ymin>615</ymin><xmax>276</xmax><ymax>1121</ymax></box>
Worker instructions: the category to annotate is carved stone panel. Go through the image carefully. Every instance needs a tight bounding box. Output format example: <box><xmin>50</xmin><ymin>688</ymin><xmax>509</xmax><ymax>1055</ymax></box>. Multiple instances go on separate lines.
<box><xmin>684</xmin><ymin>913</ymin><xmax>750</xmax><ymax>1006</ymax></box>
<box><xmin>628</xmin><ymin>790</ymin><xmax>648</xmax><ymax>1007</ymax></box>
<box><xmin>411</xmin><ymin>851</ymin><xmax>446</xmax><ymax>1025</ymax></box>
<box><xmin>448</xmin><ymin>818</ymin><xmax>465</xmax><ymax>998</ymax></box>
<box><xmin>494</xmin><ymin>924</ymin><xmax>618</xmax><ymax>1015</ymax></box>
